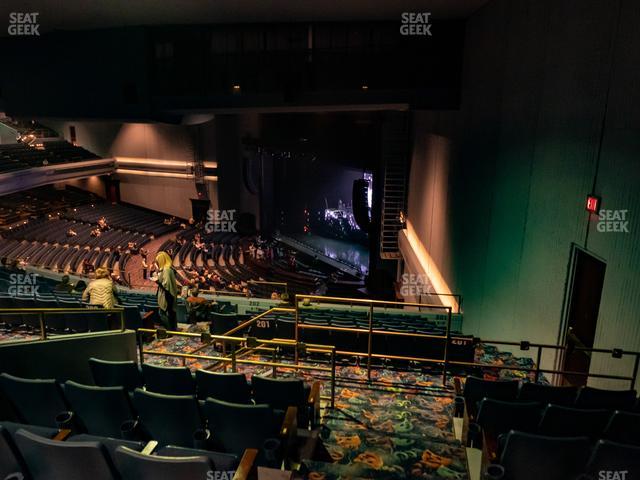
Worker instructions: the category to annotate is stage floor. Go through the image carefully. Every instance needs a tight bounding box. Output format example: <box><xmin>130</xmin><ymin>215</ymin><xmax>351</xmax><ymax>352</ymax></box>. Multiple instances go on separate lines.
<box><xmin>288</xmin><ymin>233</ymin><xmax>369</xmax><ymax>275</ymax></box>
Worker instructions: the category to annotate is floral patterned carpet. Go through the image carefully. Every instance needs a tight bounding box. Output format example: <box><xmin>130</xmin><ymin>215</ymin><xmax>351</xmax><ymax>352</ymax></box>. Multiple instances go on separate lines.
<box><xmin>138</xmin><ymin>322</ymin><xmax>548</xmax><ymax>479</ymax></box>
<box><xmin>0</xmin><ymin>320</ymin><xmax>546</xmax><ymax>479</ymax></box>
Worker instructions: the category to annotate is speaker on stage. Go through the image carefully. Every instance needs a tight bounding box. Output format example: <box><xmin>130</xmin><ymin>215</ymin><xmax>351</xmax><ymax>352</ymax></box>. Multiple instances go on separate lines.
<box><xmin>352</xmin><ymin>179</ymin><xmax>371</xmax><ymax>232</ymax></box>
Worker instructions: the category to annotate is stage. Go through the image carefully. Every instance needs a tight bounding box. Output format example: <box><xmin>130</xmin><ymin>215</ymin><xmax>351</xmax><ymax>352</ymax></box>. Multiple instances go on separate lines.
<box><xmin>276</xmin><ymin>233</ymin><xmax>369</xmax><ymax>277</ymax></box>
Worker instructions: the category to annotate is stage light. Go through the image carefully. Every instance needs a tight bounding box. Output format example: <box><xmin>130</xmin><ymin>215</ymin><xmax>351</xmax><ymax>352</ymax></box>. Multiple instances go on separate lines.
<box><xmin>586</xmin><ymin>195</ymin><xmax>600</xmax><ymax>214</ymax></box>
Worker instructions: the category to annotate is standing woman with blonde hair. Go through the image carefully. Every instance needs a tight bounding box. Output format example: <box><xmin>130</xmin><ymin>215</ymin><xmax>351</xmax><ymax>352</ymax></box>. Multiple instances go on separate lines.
<box><xmin>152</xmin><ymin>251</ymin><xmax>178</xmax><ymax>329</ymax></box>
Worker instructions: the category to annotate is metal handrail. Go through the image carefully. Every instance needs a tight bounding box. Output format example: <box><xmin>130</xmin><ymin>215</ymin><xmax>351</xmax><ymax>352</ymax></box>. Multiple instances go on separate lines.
<box><xmin>187</xmin><ymin>307</ymin><xmax>295</xmax><ymax>358</ymax></box>
<box><xmin>138</xmin><ymin>327</ymin><xmax>336</xmax><ymax>408</ymax></box>
<box><xmin>248</xmin><ymin>280</ymin><xmax>289</xmax><ymax>294</ymax></box>
<box><xmin>289</xmin><ymin>295</ymin><xmax>640</xmax><ymax>389</ymax></box>
<box><xmin>224</xmin><ymin>307</ymin><xmax>295</xmax><ymax>337</ymax></box>
<box><xmin>0</xmin><ymin>307</ymin><xmax>126</xmax><ymax>340</ymax></box>
<box><xmin>418</xmin><ymin>292</ymin><xmax>463</xmax><ymax>314</ymax></box>
<box><xmin>294</xmin><ymin>294</ymin><xmax>453</xmax><ymax>383</ymax></box>
<box><xmin>471</xmin><ymin>339</ymin><xmax>640</xmax><ymax>388</ymax></box>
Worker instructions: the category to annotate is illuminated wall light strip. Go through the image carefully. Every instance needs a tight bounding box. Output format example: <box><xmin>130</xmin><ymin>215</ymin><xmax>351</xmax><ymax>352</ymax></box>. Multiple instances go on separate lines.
<box><xmin>115</xmin><ymin>157</ymin><xmax>193</xmax><ymax>168</ymax></box>
<box><xmin>203</xmin><ymin>162</ymin><xmax>218</xmax><ymax>169</ymax></box>
<box><xmin>116</xmin><ymin>168</ymin><xmax>193</xmax><ymax>179</ymax></box>
<box><xmin>203</xmin><ymin>176</ymin><xmax>218</xmax><ymax>181</ymax></box>
<box><xmin>403</xmin><ymin>220</ymin><xmax>459</xmax><ymax>312</ymax></box>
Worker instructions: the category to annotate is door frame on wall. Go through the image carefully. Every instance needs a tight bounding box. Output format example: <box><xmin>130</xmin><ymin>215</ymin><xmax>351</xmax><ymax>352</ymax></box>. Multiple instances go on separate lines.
<box><xmin>555</xmin><ymin>243</ymin><xmax>607</xmax><ymax>386</ymax></box>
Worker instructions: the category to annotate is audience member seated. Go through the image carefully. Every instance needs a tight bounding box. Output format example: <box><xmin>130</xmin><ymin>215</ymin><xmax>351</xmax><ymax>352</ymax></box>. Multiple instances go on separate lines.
<box><xmin>54</xmin><ymin>275</ymin><xmax>74</xmax><ymax>293</ymax></box>
<box><xmin>82</xmin><ymin>268</ymin><xmax>118</xmax><ymax>309</ymax></box>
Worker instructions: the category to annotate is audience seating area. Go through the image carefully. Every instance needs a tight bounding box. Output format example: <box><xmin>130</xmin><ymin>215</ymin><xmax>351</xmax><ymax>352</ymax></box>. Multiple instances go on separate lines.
<box><xmin>1</xmin><ymin>219</ymin><xmax>149</xmax><ymax>275</ymax></box>
<box><xmin>64</xmin><ymin>204</ymin><xmax>178</xmax><ymax>237</ymax></box>
<box><xmin>0</xmin><ymin>358</ymin><xmax>321</xmax><ymax>478</ymax></box>
<box><xmin>239</xmin><ymin>306</ymin><xmax>468</xmax><ymax>361</ymax></box>
<box><xmin>0</xmin><ymin>186</ymin><xmax>92</xmax><ymax>229</ymax></box>
<box><xmin>0</xmin><ymin>140</ymin><xmax>99</xmax><ymax>173</ymax></box>
<box><xmin>458</xmin><ymin>376</ymin><xmax>640</xmax><ymax>479</ymax></box>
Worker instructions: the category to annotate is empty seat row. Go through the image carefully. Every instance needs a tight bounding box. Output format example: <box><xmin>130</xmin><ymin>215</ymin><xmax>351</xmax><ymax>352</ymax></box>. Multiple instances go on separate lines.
<box><xmin>461</xmin><ymin>376</ymin><xmax>639</xmax><ymax>420</ymax></box>
<box><xmin>89</xmin><ymin>359</ymin><xmax>317</xmax><ymax>427</ymax></box>
<box><xmin>474</xmin><ymin>398</ymin><xmax>640</xmax><ymax>450</ymax></box>
<box><xmin>0</xmin><ymin>422</ymin><xmax>245</xmax><ymax>480</ymax></box>
<box><xmin>0</xmin><ymin>373</ymin><xmax>298</xmax><ymax>466</ymax></box>
<box><xmin>488</xmin><ymin>430</ymin><xmax>640</xmax><ymax>480</ymax></box>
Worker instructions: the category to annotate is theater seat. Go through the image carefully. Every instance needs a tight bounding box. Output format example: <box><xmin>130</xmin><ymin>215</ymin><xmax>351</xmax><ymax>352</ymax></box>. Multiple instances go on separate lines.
<box><xmin>538</xmin><ymin>404</ymin><xmax>611</xmax><ymax>439</ymax></box>
<box><xmin>602</xmin><ymin>411</ymin><xmax>640</xmax><ymax>446</ymax></box>
<box><xmin>14</xmin><ymin>428</ymin><xmax>119</xmax><ymax>480</ymax></box>
<box><xmin>462</xmin><ymin>377</ymin><xmax>519</xmax><ymax>420</ymax></box>
<box><xmin>89</xmin><ymin>358</ymin><xmax>143</xmax><ymax>391</ymax></box>
<box><xmin>251</xmin><ymin>376</ymin><xmax>310</xmax><ymax>425</ymax></box>
<box><xmin>586</xmin><ymin>440</ymin><xmax>640</xmax><ymax>476</ymax></box>
<box><xmin>141</xmin><ymin>364</ymin><xmax>196</xmax><ymax>396</ymax></box>
<box><xmin>202</xmin><ymin>398</ymin><xmax>280</xmax><ymax>456</ymax></box>
<box><xmin>498</xmin><ymin>431</ymin><xmax>590</xmax><ymax>480</ymax></box>
<box><xmin>0</xmin><ymin>425</ymin><xmax>26</xmax><ymax>480</ymax></box>
<box><xmin>132</xmin><ymin>389</ymin><xmax>205</xmax><ymax>448</ymax></box>
<box><xmin>0</xmin><ymin>373</ymin><xmax>68</xmax><ymax>428</ymax></box>
<box><xmin>474</xmin><ymin>399</ymin><xmax>541</xmax><ymax>458</ymax></box>
<box><xmin>156</xmin><ymin>445</ymin><xmax>239</xmax><ymax>473</ymax></box>
<box><xmin>518</xmin><ymin>383</ymin><xmax>578</xmax><ymax>406</ymax></box>
<box><xmin>575</xmin><ymin>386</ymin><xmax>637</xmax><ymax>411</ymax></box>
<box><xmin>63</xmin><ymin>381</ymin><xmax>136</xmax><ymax>438</ymax></box>
<box><xmin>67</xmin><ymin>434</ymin><xmax>145</xmax><ymax>459</ymax></box>
<box><xmin>114</xmin><ymin>446</ymin><xmax>214</xmax><ymax>480</ymax></box>
<box><xmin>195</xmin><ymin>370</ymin><xmax>251</xmax><ymax>403</ymax></box>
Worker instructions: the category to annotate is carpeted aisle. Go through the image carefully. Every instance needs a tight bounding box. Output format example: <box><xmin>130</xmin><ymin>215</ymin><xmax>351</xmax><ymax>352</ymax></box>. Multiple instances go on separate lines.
<box><xmin>140</xmin><ymin>323</ymin><xmax>549</xmax><ymax>479</ymax></box>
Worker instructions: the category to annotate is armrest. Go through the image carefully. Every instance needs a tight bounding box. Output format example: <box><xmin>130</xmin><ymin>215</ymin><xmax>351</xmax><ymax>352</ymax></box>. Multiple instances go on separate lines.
<box><xmin>279</xmin><ymin>406</ymin><xmax>298</xmax><ymax>469</ymax></box>
<box><xmin>307</xmin><ymin>381</ymin><xmax>321</xmax><ymax>427</ymax></box>
<box><xmin>233</xmin><ymin>448</ymin><xmax>258</xmax><ymax>480</ymax></box>
<box><xmin>453</xmin><ymin>376</ymin><xmax>463</xmax><ymax>396</ymax></box>
<box><xmin>280</xmin><ymin>406</ymin><xmax>298</xmax><ymax>440</ymax></box>
<box><xmin>141</xmin><ymin>440</ymin><xmax>158</xmax><ymax>455</ymax></box>
<box><xmin>467</xmin><ymin>422</ymin><xmax>482</xmax><ymax>449</ymax></box>
<box><xmin>53</xmin><ymin>429</ymin><xmax>71</xmax><ymax>441</ymax></box>
<box><xmin>482</xmin><ymin>429</ymin><xmax>499</xmax><ymax>463</ymax></box>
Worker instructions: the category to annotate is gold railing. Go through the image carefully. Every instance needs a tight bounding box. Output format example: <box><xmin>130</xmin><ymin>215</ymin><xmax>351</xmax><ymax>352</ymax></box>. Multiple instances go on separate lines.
<box><xmin>248</xmin><ymin>280</ymin><xmax>289</xmax><ymax>295</ymax></box>
<box><xmin>138</xmin><ymin>327</ymin><xmax>337</xmax><ymax>408</ymax></box>
<box><xmin>199</xmin><ymin>280</ymin><xmax>289</xmax><ymax>299</ymax></box>
<box><xmin>187</xmin><ymin>307</ymin><xmax>294</xmax><ymax>359</ymax></box>
<box><xmin>0</xmin><ymin>307</ymin><xmax>126</xmax><ymax>341</ymax></box>
<box><xmin>450</xmin><ymin>339</ymin><xmax>640</xmax><ymax>389</ymax></box>
<box><xmin>294</xmin><ymin>294</ymin><xmax>454</xmax><ymax>383</ymax></box>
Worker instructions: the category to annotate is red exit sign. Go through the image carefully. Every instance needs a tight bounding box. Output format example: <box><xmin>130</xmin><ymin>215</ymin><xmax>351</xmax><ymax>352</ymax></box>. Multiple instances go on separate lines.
<box><xmin>586</xmin><ymin>195</ymin><xmax>600</xmax><ymax>213</ymax></box>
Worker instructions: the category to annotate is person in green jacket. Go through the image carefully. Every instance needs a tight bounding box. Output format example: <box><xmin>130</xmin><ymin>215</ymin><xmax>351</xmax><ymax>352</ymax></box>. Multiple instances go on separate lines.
<box><xmin>153</xmin><ymin>251</ymin><xmax>179</xmax><ymax>330</ymax></box>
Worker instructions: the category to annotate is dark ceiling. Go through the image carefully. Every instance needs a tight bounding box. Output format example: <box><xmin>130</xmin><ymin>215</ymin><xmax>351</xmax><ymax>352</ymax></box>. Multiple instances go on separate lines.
<box><xmin>1</xmin><ymin>0</ymin><xmax>490</xmax><ymax>34</ymax></box>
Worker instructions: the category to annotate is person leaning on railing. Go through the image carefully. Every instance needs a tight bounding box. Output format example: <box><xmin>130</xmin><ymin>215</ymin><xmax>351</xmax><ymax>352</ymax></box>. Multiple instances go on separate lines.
<box><xmin>82</xmin><ymin>267</ymin><xmax>118</xmax><ymax>308</ymax></box>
